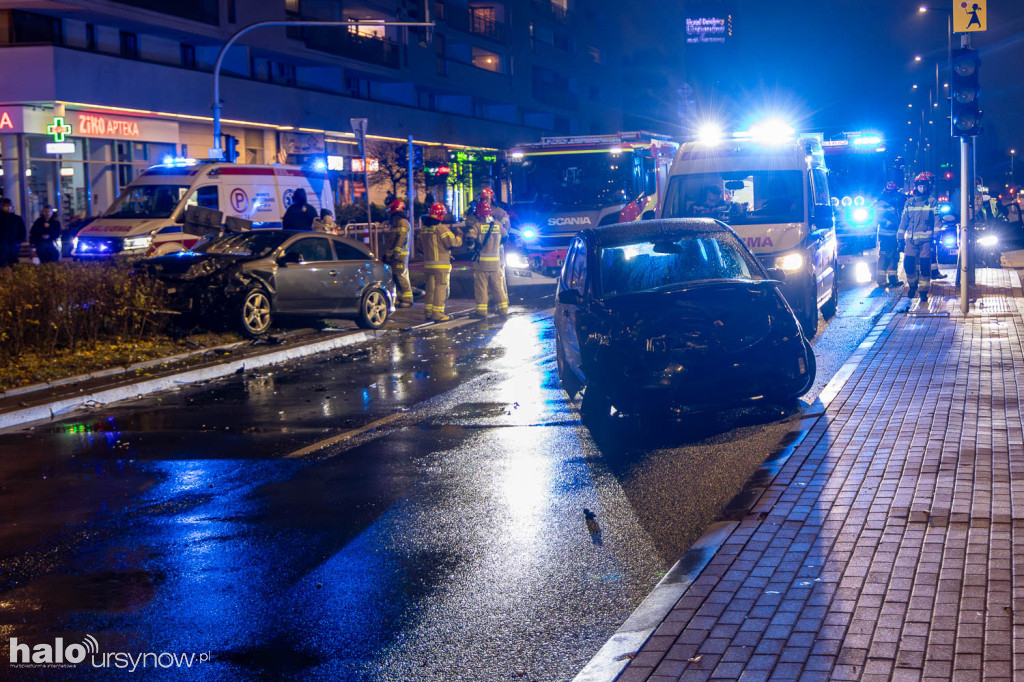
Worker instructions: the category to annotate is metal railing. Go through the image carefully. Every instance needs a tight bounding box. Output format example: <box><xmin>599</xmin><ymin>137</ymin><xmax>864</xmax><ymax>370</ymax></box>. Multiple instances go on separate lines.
<box><xmin>445</xmin><ymin>6</ymin><xmax>508</xmax><ymax>43</ymax></box>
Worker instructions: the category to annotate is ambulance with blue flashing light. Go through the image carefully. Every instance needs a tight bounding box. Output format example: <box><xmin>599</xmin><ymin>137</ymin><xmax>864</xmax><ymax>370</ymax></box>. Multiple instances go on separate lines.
<box><xmin>73</xmin><ymin>159</ymin><xmax>333</xmax><ymax>259</ymax></box>
<box><xmin>658</xmin><ymin>120</ymin><xmax>838</xmax><ymax>338</ymax></box>
<box><xmin>504</xmin><ymin>132</ymin><xmax>679</xmax><ymax>277</ymax></box>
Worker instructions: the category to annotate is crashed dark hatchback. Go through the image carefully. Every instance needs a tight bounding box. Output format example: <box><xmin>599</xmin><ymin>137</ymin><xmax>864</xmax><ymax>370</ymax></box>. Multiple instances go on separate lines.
<box><xmin>554</xmin><ymin>218</ymin><xmax>815</xmax><ymax>422</ymax></box>
<box><xmin>137</xmin><ymin>230</ymin><xmax>395</xmax><ymax>336</ymax></box>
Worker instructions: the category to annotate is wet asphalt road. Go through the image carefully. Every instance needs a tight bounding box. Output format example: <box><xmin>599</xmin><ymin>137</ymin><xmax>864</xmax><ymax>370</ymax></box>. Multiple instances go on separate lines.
<box><xmin>0</xmin><ymin>278</ymin><xmax>901</xmax><ymax>681</ymax></box>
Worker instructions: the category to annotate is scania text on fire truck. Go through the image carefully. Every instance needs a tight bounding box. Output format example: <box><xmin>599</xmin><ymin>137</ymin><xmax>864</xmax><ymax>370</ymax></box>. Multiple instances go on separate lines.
<box><xmin>658</xmin><ymin>120</ymin><xmax>838</xmax><ymax>338</ymax></box>
<box><xmin>505</xmin><ymin>132</ymin><xmax>679</xmax><ymax>276</ymax></box>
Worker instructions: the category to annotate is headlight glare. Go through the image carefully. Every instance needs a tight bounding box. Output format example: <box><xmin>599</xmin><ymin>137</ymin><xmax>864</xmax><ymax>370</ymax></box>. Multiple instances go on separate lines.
<box><xmin>506</xmin><ymin>252</ymin><xmax>530</xmax><ymax>269</ymax></box>
<box><xmin>775</xmin><ymin>252</ymin><xmax>805</xmax><ymax>272</ymax></box>
<box><xmin>124</xmin><ymin>235</ymin><xmax>153</xmax><ymax>250</ymax></box>
<box><xmin>978</xmin><ymin>235</ymin><xmax>998</xmax><ymax>247</ymax></box>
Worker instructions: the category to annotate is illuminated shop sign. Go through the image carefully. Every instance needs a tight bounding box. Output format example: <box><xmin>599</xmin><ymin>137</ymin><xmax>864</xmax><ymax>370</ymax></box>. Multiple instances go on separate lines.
<box><xmin>686</xmin><ymin>16</ymin><xmax>732</xmax><ymax>44</ymax></box>
<box><xmin>46</xmin><ymin>142</ymin><xmax>76</xmax><ymax>154</ymax></box>
<box><xmin>78</xmin><ymin>113</ymin><xmax>141</xmax><ymax>138</ymax></box>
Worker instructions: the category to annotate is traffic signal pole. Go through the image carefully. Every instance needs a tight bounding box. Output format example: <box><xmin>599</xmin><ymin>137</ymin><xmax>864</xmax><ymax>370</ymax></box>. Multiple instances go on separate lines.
<box><xmin>958</xmin><ymin>32</ymin><xmax>972</xmax><ymax>315</ymax></box>
<box><xmin>406</xmin><ymin>135</ymin><xmax>414</xmax><ymax>271</ymax></box>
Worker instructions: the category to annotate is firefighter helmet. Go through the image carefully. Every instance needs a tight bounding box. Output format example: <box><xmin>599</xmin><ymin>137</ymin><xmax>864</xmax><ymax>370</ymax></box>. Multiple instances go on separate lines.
<box><xmin>913</xmin><ymin>173</ymin><xmax>932</xmax><ymax>196</ymax></box>
<box><xmin>388</xmin><ymin>199</ymin><xmax>406</xmax><ymax>215</ymax></box>
<box><xmin>475</xmin><ymin>201</ymin><xmax>493</xmax><ymax>219</ymax></box>
<box><xmin>479</xmin><ymin>187</ymin><xmax>495</xmax><ymax>202</ymax></box>
<box><xmin>884</xmin><ymin>181</ymin><xmax>900</xmax><ymax>193</ymax></box>
<box><xmin>428</xmin><ymin>202</ymin><xmax>447</xmax><ymax>221</ymax></box>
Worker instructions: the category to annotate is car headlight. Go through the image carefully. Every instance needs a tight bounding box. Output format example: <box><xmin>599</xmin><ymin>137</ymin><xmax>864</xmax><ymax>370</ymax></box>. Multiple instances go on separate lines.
<box><xmin>774</xmin><ymin>251</ymin><xmax>805</xmax><ymax>272</ymax></box>
<box><xmin>850</xmin><ymin>207</ymin><xmax>872</xmax><ymax>225</ymax></box>
<box><xmin>506</xmin><ymin>252</ymin><xmax>530</xmax><ymax>269</ymax></box>
<box><xmin>124</xmin><ymin>235</ymin><xmax>153</xmax><ymax>250</ymax></box>
<box><xmin>978</xmin><ymin>234</ymin><xmax>998</xmax><ymax>247</ymax></box>
<box><xmin>71</xmin><ymin>237</ymin><xmax>79</xmax><ymax>251</ymax></box>
<box><xmin>943</xmin><ymin>236</ymin><xmax>956</xmax><ymax>247</ymax></box>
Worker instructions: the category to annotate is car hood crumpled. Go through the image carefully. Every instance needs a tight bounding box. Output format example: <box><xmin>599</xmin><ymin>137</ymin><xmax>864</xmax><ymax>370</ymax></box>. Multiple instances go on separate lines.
<box><xmin>599</xmin><ymin>280</ymin><xmax>788</xmax><ymax>354</ymax></box>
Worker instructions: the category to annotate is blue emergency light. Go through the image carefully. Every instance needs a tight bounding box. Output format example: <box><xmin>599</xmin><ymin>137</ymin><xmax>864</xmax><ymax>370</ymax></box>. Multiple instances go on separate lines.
<box><xmin>520</xmin><ymin>225</ymin><xmax>539</xmax><ymax>242</ymax></box>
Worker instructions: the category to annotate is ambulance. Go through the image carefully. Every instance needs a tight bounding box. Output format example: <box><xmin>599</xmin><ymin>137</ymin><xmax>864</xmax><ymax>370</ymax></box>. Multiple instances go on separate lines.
<box><xmin>658</xmin><ymin>121</ymin><xmax>838</xmax><ymax>337</ymax></box>
<box><xmin>73</xmin><ymin>159</ymin><xmax>333</xmax><ymax>259</ymax></box>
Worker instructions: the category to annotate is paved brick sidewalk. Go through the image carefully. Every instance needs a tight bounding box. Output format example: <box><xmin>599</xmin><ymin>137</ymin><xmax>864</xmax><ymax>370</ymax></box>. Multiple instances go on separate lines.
<box><xmin>619</xmin><ymin>271</ymin><xmax>1024</xmax><ymax>681</ymax></box>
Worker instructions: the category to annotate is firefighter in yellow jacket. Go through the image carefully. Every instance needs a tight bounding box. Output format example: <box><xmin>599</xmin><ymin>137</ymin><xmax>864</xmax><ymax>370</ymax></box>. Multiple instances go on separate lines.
<box><xmin>464</xmin><ymin>198</ymin><xmax>510</xmax><ymax>318</ymax></box>
<box><xmin>385</xmin><ymin>200</ymin><xmax>414</xmax><ymax>307</ymax></box>
<box><xmin>419</xmin><ymin>202</ymin><xmax>462</xmax><ymax>321</ymax></box>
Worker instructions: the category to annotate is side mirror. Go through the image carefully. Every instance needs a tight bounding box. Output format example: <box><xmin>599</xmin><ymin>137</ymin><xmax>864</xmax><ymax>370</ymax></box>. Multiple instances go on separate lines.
<box><xmin>765</xmin><ymin>268</ymin><xmax>788</xmax><ymax>283</ymax></box>
<box><xmin>644</xmin><ymin>170</ymin><xmax>657</xmax><ymax>195</ymax></box>
<box><xmin>277</xmin><ymin>252</ymin><xmax>303</xmax><ymax>266</ymax></box>
<box><xmin>813</xmin><ymin>204</ymin><xmax>834</xmax><ymax>229</ymax></box>
<box><xmin>557</xmin><ymin>289</ymin><xmax>582</xmax><ymax>305</ymax></box>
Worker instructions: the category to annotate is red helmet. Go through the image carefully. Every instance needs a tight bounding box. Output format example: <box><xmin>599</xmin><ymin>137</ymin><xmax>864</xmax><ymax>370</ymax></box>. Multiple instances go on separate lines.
<box><xmin>475</xmin><ymin>201</ymin><xmax>492</xmax><ymax>220</ymax></box>
<box><xmin>388</xmin><ymin>199</ymin><xmax>406</xmax><ymax>215</ymax></box>
<box><xmin>479</xmin><ymin>187</ymin><xmax>495</xmax><ymax>202</ymax></box>
<box><xmin>884</xmin><ymin>181</ymin><xmax>900</xmax><ymax>192</ymax></box>
<box><xmin>914</xmin><ymin>172</ymin><xmax>932</xmax><ymax>184</ymax></box>
<box><xmin>428</xmin><ymin>202</ymin><xmax>447</xmax><ymax>221</ymax></box>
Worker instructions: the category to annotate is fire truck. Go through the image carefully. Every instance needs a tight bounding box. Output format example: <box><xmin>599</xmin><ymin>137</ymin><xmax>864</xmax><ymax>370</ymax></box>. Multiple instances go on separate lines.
<box><xmin>504</xmin><ymin>132</ymin><xmax>679</xmax><ymax>275</ymax></box>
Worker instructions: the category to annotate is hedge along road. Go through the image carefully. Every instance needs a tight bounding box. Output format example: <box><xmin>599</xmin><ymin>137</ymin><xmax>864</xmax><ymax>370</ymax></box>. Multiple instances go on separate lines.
<box><xmin>0</xmin><ymin>280</ymin><xmax>901</xmax><ymax>680</ymax></box>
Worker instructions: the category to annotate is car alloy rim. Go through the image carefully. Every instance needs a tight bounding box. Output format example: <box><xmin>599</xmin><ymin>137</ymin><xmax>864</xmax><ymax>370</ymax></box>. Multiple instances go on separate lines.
<box><xmin>244</xmin><ymin>292</ymin><xmax>271</xmax><ymax>331</ymax></box>
<box><xmin>366</xmin><ymin>291</ymin><xmax>387</xmax><ymax>326</ymax></box>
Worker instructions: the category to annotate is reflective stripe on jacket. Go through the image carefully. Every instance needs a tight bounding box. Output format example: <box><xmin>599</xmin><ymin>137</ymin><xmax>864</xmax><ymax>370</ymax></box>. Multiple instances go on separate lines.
<box><xmin>419</xmin><ymin>224</ymin><xmax>462</xmax><ymax>269</ymax></box>
<box><xmin>387</xmin><ymin>217</ymin><xmax>410</xmax><ymax>260</ymax></box>
<box><xmin>464</xmin><ymin>214</ymin><xmax>509</xmax><ymax>271</ymax></box>
<box><xmin>897</xmin><ymin>196</ymin><xmax>939</xmax><ymax>243</ymax></box>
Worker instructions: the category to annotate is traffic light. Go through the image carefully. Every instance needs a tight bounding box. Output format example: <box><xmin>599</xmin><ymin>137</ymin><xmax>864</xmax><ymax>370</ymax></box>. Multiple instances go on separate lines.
<box><xmin>951</xmin><ymin>48</ymin><xmax>981</xmax><ymax>137</ymax></box>
<box><xmin>224</xmin><ymin>134</ymin><xmax>239</xmax><ymax>163</ymax></box>
<box><xmin>413</xmin><ymin>145</ymin><xmax>424</xmax><ymax>169</ymax></box>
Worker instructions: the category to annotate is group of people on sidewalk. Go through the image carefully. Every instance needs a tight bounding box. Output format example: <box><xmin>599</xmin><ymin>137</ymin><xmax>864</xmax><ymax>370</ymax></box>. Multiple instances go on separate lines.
<box><xmin>875</xmin><ymin>171</ymin><xmax>949</xmax><ymax>302</ymax></box>
<box><xmin>384</xmin><ymin>188</ymin><xmax>511</xmax><ymax>323</ymax></box>
<box><xmin>0</xmin><ymin>199</ymin><xmax>71</xmax><ymax>267</ymax></box>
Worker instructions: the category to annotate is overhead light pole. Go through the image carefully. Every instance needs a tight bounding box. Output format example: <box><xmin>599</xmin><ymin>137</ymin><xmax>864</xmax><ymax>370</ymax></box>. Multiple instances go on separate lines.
<box><xmin>210</xmin><ymin>19</ymin><xmax>435</xmax><ymax>160</ymax></box>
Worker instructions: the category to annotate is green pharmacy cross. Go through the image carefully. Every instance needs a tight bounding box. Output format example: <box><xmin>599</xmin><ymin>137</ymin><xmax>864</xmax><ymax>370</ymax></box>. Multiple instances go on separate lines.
<box><xmin>47</xmin><ymin>116</ymin><xmax>72</xmax><ymax>142</ymax></box>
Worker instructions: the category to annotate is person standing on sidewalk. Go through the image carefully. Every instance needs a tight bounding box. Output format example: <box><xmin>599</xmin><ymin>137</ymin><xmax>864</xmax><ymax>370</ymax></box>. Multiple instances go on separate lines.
<box><xmin>898</xmin><ymin>173</ymin><xmax>940</xmax><ymax>302</ymax></box>
<box><xmin>419</xmin><ymin>202</ymin><xmax>462</xmax><ymax>322</ymax></box>
<box><xmin>385</xmin><ymin>200</ymin><xmax>414</xmax><ymax>308</ymax></box>
<box><xmin>30</xmin><ymin>205</ymin><xmax>61</xmax><ymax>264</ymax></box>
<box><xmin>282</xmin><ymin>188</ymin><xmax>316</xmax><ymax>231</ymax></box>
<box><xmin>876</xmin><ymin>182</ymin><xmax>904</xmax><ymax>288</ymax></box>
<box><xmin>464</xmin><ymin>200</ymin><xmax>510</xmax><ymax>319</ymax></box>
<box><xmin>0</xmin><ymin>198</ymin><xmax>27</xmax><ymax>267</ymax></box>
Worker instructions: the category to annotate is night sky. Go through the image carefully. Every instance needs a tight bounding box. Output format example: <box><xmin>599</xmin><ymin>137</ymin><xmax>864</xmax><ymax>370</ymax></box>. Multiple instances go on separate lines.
<box><xmin>679</xmin><ymin>0</ymin><xmax>1024</xmax><ymax>188</ymax></box>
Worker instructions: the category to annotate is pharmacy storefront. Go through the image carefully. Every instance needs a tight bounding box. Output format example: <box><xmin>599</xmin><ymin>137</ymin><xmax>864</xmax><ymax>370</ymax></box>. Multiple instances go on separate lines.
<box><xmin>0</xmin><ymin>106</ymin><xmax>179</xmax><ymax>222</ymax></box>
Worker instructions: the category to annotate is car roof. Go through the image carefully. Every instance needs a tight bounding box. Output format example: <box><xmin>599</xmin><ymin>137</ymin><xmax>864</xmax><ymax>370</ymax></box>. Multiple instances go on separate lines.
<box><xmin>580</xmin><ymin>218</ymin><xmax>728</xmax><ymax>248</ymax></box>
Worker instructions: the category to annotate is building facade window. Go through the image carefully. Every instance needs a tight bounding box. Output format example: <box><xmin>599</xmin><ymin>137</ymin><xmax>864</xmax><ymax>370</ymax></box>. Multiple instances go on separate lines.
<box><xmin>119</xmin><ymin>31</ymin><xmax>139</xmax><ymax>59</ymax></box>
<box><xmin>471</xmin><ymin>47</ymin><xmax>501</xmax><ymax>73</ymax></box>
<box><xmin>2</xmin><ymin>11</ymin><xmax>63</xmax><ymax>45</ymax></box>
<box><xmin>180</xmin><ymin>43</ymin><xmax>196</xmax><ymax>69</ymax></box>
<box><xmin>85</xmin><ymin>23</ymin><xmax>96</xmax><ymax>50</ymax></box>
<box><xmin>285</xmin><ymin>0</ymin><xmax>300</xmax><ymax>16</ymax></box>
<box><xmin>228</xmin><ymin>0</ymin><xmax>237</xmax><ymax>23</ymax></box>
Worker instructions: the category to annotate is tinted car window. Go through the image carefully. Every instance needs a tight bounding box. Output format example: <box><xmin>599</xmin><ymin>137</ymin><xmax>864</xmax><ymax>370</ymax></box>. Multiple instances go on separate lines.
<box><xmin>599</xmin><ymin>232</ymin><xmax>762</xmax><ymax>298</ymax></box>
<box><xmin>284</xmin><ymin>237</ymin><xmax>334</xmax><ymax>262</ymax></box>
<box><xmin>186</xmin><ymin>186</ymin><xmax>219</xmax><ymax>211</ymax></box>
<box><xmin>333</xmin><ymin>241</ymin><xmax>368</xmax><ymax>261</ymax></box>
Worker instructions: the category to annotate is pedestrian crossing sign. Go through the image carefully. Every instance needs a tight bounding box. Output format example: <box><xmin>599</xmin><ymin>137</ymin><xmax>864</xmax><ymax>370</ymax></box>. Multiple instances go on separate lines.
<box><xmin>953</xmin><ymin>0</ymin><xmax>986</xmax><ymax>32</ymax></box>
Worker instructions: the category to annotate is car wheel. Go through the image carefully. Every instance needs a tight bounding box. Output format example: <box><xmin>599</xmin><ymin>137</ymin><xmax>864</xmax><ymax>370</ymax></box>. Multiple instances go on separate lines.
<box><xmin>580</xmin><ymin>383</ymin><xmax>612</xmax><ymax>426</ymax></box>
<box><xmin>240</xmin><ymin>285</ymin><xmax>273</xmax><ymax>337</ymax></box>
<box><xmin>820</xmin><ymin>275</ymin><xmax>838</xmax><ymax>320</ymax></box>
<box><xmin>357</xmin><ymin>288</ymin><xmax>389</xmax><ymax>329</ymax></box>
<box><xmin>797</xmin><ymin>281</ymin><xmax>819</xmax><ymax>339</ymax></box>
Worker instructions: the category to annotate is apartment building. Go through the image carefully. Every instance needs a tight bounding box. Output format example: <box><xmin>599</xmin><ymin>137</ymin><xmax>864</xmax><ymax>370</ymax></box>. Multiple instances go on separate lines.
<box><xmin>0</xmin><ymin>0</ymin><xmax>633</xmax><ymax>219</ymax></box>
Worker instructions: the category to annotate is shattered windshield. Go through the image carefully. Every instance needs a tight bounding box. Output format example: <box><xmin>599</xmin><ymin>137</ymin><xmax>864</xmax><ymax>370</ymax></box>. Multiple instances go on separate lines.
<box><xmin>599</xmin><ymin>231</ymin><xmax>762</xmax><ymax>297</ymax></box>
<box><xmin>195</xmin><ymin>232</ymin><xmax>288</xmax><ymax>257</ymax></box>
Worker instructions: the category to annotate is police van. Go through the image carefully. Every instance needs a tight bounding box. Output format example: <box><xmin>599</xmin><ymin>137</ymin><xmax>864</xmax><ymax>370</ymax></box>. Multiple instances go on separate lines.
<box><xmin>73</xmin><ymin>160</ymin><xmax>333</xmax><ymax>259</ymax></box>
<box><xmin>658</xmin><ymin>123</ymin><xmax>838</xmax><ymax>337</ymax></box>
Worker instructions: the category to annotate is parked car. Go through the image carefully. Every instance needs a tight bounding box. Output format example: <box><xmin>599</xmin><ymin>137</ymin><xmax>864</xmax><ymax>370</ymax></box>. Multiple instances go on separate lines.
<box><xmin>554</xmin><ymin>218</ymin><xmax>816</xmax><ymax>424</ymax></box>
<box><xmin>137</xmin><ymin>230</ymin><xmax>395</xmax><ymax>337</ymax></box>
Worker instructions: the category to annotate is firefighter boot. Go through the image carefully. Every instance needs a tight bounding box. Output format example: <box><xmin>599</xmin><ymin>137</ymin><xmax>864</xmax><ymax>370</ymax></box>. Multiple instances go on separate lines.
<box><xmin>919</xmin><ymin>291</ymin><xmax>928</xmax><ymax>303</ymax></box>
<box><xmin>907</xmin><ymin>283</ymin><xmax>918</xmax><ymax>299</ymax></box>
<box><xmin>888</xmin><ymin>275</ymin><xmax>902</xmax><ymax>287</ymax></box>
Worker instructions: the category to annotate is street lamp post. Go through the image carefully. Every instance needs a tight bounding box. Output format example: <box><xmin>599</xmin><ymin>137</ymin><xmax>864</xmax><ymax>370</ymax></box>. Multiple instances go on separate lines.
<box><xmin>210</xmin><ymin>19</ymin><xmax>435</xmax><ymax>159</ymax></box>
<box><xmin>1012</xmin><ymin>149</ymin><xmax>1017</xmax><ymax>189</ymax></box>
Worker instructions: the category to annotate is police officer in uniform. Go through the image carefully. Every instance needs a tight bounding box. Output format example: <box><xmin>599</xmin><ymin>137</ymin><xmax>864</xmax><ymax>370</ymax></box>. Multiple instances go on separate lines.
<box><xmin>385</xmin><ymin>199</ymin><xmax>414</xmax><ymax>308</ymax></box>
<box><xmin>876</xmin><ymin>182</ymin><xmax>904</xmax><ymax>288</ymax></box>
<box><xmin>419</xmin><ymin>202</ymin><xmax>462</xmax><ymax>321</ymax></box>
<box><xmin>897</xmin><ymin>173</ymin><xmax>940</xmax><ymax>302</ymax></box>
